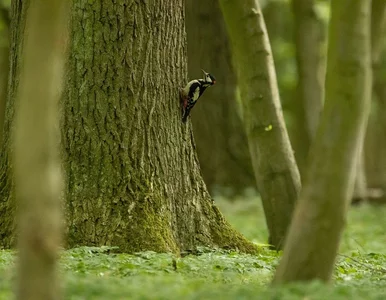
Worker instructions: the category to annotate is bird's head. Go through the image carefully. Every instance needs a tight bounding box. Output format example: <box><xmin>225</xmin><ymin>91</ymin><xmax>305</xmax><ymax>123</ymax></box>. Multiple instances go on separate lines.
<box><xmin>201</xmin><ymin>69</ymin><xmax>216</xmax><ymax>86</ymax></box>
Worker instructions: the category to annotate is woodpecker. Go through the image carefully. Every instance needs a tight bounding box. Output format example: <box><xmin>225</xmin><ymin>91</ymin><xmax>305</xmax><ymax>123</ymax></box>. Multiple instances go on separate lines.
<box><xmin>180</xmin><ymin>69</ymin><xmax>216</xmax><ymax>123</ymax></box>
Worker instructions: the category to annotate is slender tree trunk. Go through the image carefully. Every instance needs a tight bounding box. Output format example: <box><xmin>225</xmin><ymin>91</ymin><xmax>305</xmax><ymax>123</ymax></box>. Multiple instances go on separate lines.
<box><xmin>364</xmin><ymin>106</ymin><xmax>384</xmax><ymax>190</ymax></box>
<box><xmin>291</xmin><ymin>0</ymin><xmax>324</xmax><ymax>176</ymax></box>
<box><xmin>292</xmin><ymin>0</ymin><xmax>368</xmax><ymax>203</ymax></box>
<box><xmin>219</xmin><ymin>0</ymin><xmax>301</xmax><ymax>250</ymax></box>
<box><xmin>371</xmin><ymin>0</ymin><xmax>386</xmax><ymax>64</ymax></box>
<box><xmin>0</xmin><ymin>6</ymin><xmax>9</xmax><ymax>145</ymax></box>
<box><xmin>273</xmin><ymin>0</ymin><xmax>371</xmax><ymax>283</ymax></box>
<box><xmin>353</xmin><ymin>148</ymin><xmax>367</xmax><ymax>202</ymax></box>
<box><xmin>59</xmin><ymin>1</ymin><xmax>255</xmax><ymax>253</ymax></box>
<box><xmin>353</xmin><ymin>0</ymin><xmax>376</xmax><ymax>201</ymax></box>
<box><xmin>365</xmin><ymin>0</ymin><xmax>386</xmax><ymax>194</ymax></box>
<box><xmin>14</xmin><ymin>1</ymin><xmax>68</xmax><ymax>299</ymax></box>
<box><xmin>186</xmin><ymin>0</ymin><xmax>254</xmax><ymax>193</ymax></box>
<box><xmin>263</xmin><ymin>1</ymin><xmax>296</xmax><ymax>111</ymax></box>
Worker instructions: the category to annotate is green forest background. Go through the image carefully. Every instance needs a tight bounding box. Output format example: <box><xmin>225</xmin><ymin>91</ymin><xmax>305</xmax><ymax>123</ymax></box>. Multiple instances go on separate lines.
<box><xmin>0</xmin><ymin>0</ymin><xmax>386</xmax><ymax>299</ymax></box>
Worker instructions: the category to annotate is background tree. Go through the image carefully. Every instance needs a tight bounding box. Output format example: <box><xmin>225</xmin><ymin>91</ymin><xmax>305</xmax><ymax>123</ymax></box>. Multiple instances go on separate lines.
<box><xmin>185</xmin><ymin>0</ymin><xmax>254</xmax><ymax>194</ymax></box>
<box><xmin>0</xmin><ymin>2</ymin><xmax>9</xmax><ymax>144</ymax></box>
<box><xmin>292</xmin><ymin>0</ymin><xmax>367</xmax><ymax>202</ymax></box>
<box><xmin>364</xmin><ymin>0</ymin><xmax>386</xmax><ymax>200</ymax></box>
<box><xmin>353</xmin><ymin>151</ymin><xmax>368</xmax><ymax>202</ymax></box>
<box><xmin>263</xmin><ymin>0</ymin><xmax>296</xmax><ymax>110</ymax></box>
<box><xmin>273</xmin><ymin>0</ymin><xmax>371</xmax><ymax>283</ymax></box>
<box><xmin>14</xmin><ymin>0</ymin><xmax>69</xmax><ymax>299</ymax></box>
<box><xmin>219</xmin><ymin>0</ymin><xmax>301</xmax><ymax>250</ymax></box>
<box><xmin>291</xmin><ymin>0</ymin><xmax>324</xmax><ymax>176</ymax></box>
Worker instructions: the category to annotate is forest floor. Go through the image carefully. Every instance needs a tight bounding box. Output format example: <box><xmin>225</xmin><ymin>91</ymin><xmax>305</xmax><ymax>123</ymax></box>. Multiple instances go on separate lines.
<box><xmin>0</xmin><ymin>194</ymin><xmax>385</xmax><ymax>299</ymax></box>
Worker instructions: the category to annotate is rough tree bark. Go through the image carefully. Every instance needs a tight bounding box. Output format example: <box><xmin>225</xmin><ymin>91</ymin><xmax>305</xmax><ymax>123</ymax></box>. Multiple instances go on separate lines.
<box><xmin>59</xmin><ymin>1</ymin><xmax>255</xmax><ymax>253</ymax></box>
<box><xmin>14</xmin><ymin>1</ymin><xmax>68</xmax><ymax>299</ymax></box>
<box><xmin>291</xmin><ymin>0</ymin><xmax>324</xmax><ymax>176</ymax></box>
<box><xmin>186</xmin><ymin>0</ymin><xmax>254</xmax><ymax>193</ymax></box>
<box><xmin>273</xmin><ymin>0</ymin><xmax>371</xmax><ymax>283</ymax></box>
<box><xmin>0</xmin><ymin>0</ymin><xmax>256</xmax><ymax>254</ymax></box>
<box><xmin>219</xmin><ymin>0</ymin><xmax>301</xmax><ymax>250</ymax></box>
<box><xmin>0</xmin><ymin>0</ymin><xmax>27</xmax><ymax>248</ymax></box>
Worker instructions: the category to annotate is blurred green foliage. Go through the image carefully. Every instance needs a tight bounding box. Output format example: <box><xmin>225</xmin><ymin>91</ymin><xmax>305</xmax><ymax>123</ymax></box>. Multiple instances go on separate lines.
<box><xmin>0</xmin><ymin>0</ymin><xmax>10</xmax><ymax>9</ymax></box>
<box><xmin>0</xmin><ymin>196</ymin><xmax>385</xmax><ymax>299</ymax></box>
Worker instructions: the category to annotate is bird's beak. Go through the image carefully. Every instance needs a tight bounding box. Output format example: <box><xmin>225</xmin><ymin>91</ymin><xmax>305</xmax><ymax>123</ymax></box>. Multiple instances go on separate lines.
<box><xmin>201</xmin><ymin>69</ymin><xmax>207</xmax><ymax>75</ymax></box>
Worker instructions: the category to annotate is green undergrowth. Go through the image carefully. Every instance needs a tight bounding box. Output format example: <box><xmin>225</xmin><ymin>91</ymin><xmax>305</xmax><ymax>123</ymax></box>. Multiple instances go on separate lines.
<box><xmin>0</xmin><ymin>196</ymin><xmax>385</xmax><ymax>299</ymax></box>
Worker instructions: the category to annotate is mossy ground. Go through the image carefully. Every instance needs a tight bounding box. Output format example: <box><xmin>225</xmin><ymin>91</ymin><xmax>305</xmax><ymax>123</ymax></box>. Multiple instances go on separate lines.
<box><xmin>1</xmin><ymin>194</ymin><xmax>385</xmax><ymax>299</ymax></box>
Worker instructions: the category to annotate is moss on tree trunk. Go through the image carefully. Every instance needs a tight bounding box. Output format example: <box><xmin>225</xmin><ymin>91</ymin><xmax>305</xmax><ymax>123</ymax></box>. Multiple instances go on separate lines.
<box><xmin>0</xmin><ymin>0</ymin><xmax>256</xmax><ymax>254</ymax></box>
<box><xmin>60</xmin><ymin>1</ymin><xmax>255</xmax><ymax>253</ymax></box>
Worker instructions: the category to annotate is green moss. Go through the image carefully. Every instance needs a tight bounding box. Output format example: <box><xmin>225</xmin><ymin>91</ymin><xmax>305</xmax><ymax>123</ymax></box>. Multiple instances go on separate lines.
<box><xmin>208</xmin><ymin>204</ymin><xmax>259</xmax><ymax>254</ymax></box>
<box><xmin>122</xmin><ymin>191</ymin><xmax>178</xmax><ymax>254</ymax></box>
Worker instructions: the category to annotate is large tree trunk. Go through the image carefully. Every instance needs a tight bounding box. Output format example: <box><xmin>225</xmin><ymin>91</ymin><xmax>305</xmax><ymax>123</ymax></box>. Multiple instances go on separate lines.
<box><xmin>0</xmin><ymin>0</ymin><xmax>255</xmax><ymax>254</ymax></box>
<box><xmin>185</xmin><ymin>0</ymin><xmax>254</xmax><ymax>193</ymax></box>
<box><xmin>14</xmin><ymin>1</ymin><xmax>68</xmax><ymax>299</ymax></box>
<box><xmin>273</xmin><ymin>0</ymin><xmax>371</xmax><ymax>283</ymax></box>
<box><xmin>0</xmin><ymin>0</ymin><xmax>27</xmax><ymax>248</ymax></box>
<box><xmin>291</xmin><ymin>0</ymin><xmax>324</xmax><ymax>176</ymax></box>
<box><xmin>59</xmin><ymin>1</ymin><xmax>255</xmax><ymax>253</ymax></box>
<box><xmin>219</xmin><ymin>0</ymin><xmax>301</xmax><ymax>250</ymax></box>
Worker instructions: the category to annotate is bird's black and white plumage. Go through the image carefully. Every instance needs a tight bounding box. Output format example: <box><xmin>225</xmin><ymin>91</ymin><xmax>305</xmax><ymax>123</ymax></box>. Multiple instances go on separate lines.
<box><xmin>180</xmin><ymin>70</ymin><xmax>216</xmax><ymax>123</ymax></box>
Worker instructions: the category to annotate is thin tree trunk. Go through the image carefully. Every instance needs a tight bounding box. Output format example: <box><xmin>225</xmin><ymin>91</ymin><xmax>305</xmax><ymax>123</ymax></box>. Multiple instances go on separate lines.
<box><xmin>353</xmin><ymin>148</ymin><xmax>367</xmax><ymax>202</ymax></box>
<box><xmin>291</xmin><ymin>0</ymin><xmax>324</xmax><ymax>175</ymax></box>
<box><xmin>0</xmin><ymin>6</ymin><xmax>9</xmax><ymax>145</ymax></box>
<box><xmin>186</xmin><ymin>0</ymin><xmax>254</xmax><ymax>193</ymax></box>
<box><xmin>14</xmin><ymin>1</ymin><xmax>69</xmax><ymax>299</ymax></box>
<box><xmin>273</xmin><ymin>0</ymin><xmax>371</xmax><ymax>283</ymax></box>
<box><xmin>364</xmin><ymin>106</ymin><xmax>384</xmax><ymax>190</ymax></box>
<box><xmin>353</xmin><ymin>149</ymin><xmax>367</xmax><ymax>201</ymax></box>
<box><xmin>371</xmin><ymin>0</ymin><xmax>386</xmax><ymax>64</ymax></box>
<box><xmin>365</xmin><ymin>0</ymin><xmax>386</xmax><ymax>194</ymax></box>
<box><xmin>219</xmin><ymin>0</ymin><xmax>301</xmax><ymax>250</ymax></box>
